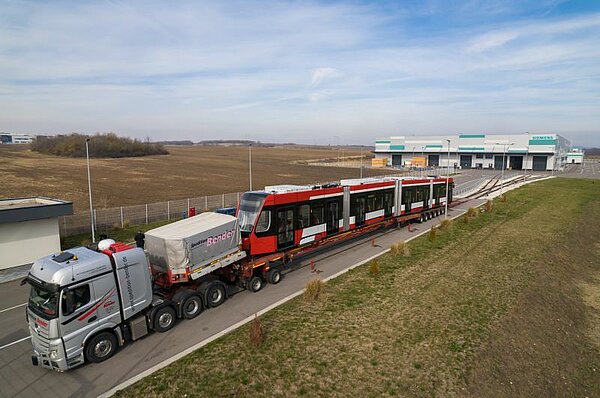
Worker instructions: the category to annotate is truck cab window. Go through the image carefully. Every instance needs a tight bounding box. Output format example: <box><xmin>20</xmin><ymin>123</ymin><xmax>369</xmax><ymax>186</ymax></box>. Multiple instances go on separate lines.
<box><xmin>61</xmin><ymin>285</ymin><xmax>91</xmax><ymax>316</ymax></box>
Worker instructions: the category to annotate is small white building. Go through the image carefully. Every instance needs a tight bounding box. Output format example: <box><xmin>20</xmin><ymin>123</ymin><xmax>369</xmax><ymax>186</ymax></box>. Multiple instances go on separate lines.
<box><xmin>566</xmin><ymin>150</ymin><xmax>584</xmax><ymax>164</ymax></box>
<box><xmin>374</xmin><ymin>133</ymin><xmax>571</xmax><ymax>171</ymax></box>
<box><xmin>0</xmin><ymin>197</ymin><xmax>73</xmax><ymax>270</ymax></box>
<box><xmin>0</xmin><ymin>133</ymin><xmax>35</xmax><ymax>144</ymax></box>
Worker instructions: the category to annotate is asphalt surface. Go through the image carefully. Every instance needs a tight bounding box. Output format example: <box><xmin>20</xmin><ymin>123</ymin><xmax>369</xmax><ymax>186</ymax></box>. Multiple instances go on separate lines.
<box><xmin>2</xmin><ymin>166</ymin><xmax>590</xmax><ymax>398</ymax></box>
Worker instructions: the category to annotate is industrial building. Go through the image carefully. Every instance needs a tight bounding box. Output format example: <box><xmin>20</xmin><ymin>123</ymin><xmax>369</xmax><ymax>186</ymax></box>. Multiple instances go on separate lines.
<box><xmin>0</xmin><ymin>133</ymin><xmax>34</xmax><ymax>144</ymax></box>
<box><xmin>0</xmin><ymin>197</ymin><xmax>73</xmax><ymax>270</ymax></box>
<box><xmin>374</xmin><ymin>133</ymin><xmax>571</xmax><ymax>171</ymax></box>
<box><xmin>566</xmin><ymin>149</ymin><xmax>584</xmax><ymax>164</ymax></box>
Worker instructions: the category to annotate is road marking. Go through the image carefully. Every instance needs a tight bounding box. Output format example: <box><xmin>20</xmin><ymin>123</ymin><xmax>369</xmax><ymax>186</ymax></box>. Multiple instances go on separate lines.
<box><xmin>0</xmin><ymin>336</ymin><xmax>30</xmax><ymax>351</ymax></box>
<box><xmin>0</xmin><ymin>303</ymin><xmax>27</xmax><ymax>314</ymax></box>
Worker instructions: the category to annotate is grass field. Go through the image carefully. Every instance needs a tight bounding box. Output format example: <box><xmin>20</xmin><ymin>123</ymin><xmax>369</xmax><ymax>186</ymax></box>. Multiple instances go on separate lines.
<box><xmin>0</xmin><ymin>145</ymin><xmax>387</xmax><ymax>211</ymax></box>
<box><xmin>119</xmin><ymin>178</ymin><xmax>599</xmax><ymax>397</ymax></box>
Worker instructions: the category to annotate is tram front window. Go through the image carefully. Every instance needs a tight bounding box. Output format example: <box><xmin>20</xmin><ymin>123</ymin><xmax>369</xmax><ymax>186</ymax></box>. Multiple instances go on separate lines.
<box><xmin>238</xmin><ymin>193</ymin><xmax>267</xmax><ymax>233</ymax></box>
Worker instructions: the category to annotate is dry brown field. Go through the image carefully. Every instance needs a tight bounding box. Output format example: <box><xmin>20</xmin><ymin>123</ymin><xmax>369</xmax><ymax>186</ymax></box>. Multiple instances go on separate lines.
<box><xmin>0</xmin><ymin>145</ymin><xmax>389</xmax><ymax>211</ymax></box>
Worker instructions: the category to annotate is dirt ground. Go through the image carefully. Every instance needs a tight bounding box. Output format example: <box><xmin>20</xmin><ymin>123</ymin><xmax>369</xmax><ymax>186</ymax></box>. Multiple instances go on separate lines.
<box><xmin>0</xmin><ymin>145</ymin><xmax>387</xmax><ymax>211</ymax></box>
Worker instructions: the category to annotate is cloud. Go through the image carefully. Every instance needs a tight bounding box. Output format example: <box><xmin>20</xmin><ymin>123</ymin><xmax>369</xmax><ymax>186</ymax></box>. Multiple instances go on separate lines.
<box><xmin>467</xmin><ymin>31</ymin><xmax>519</xmax><ymax>53</ymax></box>
<box><xmin>311</xmin><ymin>68</ymin><xmax>340</xmax><ymax>86</ymax></box>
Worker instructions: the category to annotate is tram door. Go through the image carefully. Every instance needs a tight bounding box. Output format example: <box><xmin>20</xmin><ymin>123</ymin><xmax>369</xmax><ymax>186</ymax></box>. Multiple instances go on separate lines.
<box><xmin>355</xmin><ymin>197</ymin><xmax>366</xmax><ymax>226</ymax></box>
<box><xmin>423</xmin><ymin>187</ymin><xmax>430</xmax><ymax>208</ymax></box>
<box><xmin>403</xmin><ymin>188</ymin><xmax>412</xmax><ymax>212</ymax></box>
<box><xmin>277</xmin><ymin>208</ymin><xmax>295</xmax><ymax>250</ymax></box>
<box><xmin>326</xmin><ymin>201</ymin><xmax>339</xmax><ymax>234</ymax></box>
<box><xmin>384</xmin><ymin>190</ymin><xmax>393</xmax><ymax>217</ymax></box>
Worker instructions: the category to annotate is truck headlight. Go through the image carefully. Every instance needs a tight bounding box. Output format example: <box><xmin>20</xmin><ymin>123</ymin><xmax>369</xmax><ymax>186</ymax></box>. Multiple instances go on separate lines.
<box><xmin>49</xmin><ymin>349</ymin><xmax>59</xmax><ymax>359</ymax></box>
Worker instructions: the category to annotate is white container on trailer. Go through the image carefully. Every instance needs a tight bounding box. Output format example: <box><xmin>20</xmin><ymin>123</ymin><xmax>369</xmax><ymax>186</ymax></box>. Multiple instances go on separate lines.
<box><xmin>145</xmin><ymin>212</ymin><xmax>245</xmax><ymax>280</ymax></box>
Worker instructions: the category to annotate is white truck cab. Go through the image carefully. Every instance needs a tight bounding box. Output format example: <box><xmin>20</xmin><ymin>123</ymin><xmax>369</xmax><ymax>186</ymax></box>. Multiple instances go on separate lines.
<box><xmin>26</xmin><ymin>242</ymin><xmax>153</xmax><ymax>371</ymax></box>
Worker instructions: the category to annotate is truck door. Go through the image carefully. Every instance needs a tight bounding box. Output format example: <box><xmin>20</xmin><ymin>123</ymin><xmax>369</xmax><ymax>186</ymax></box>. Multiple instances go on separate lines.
<box><xmin>59</xmin><ymin>282</ymin><xmax>97</xmax><ymax>361</ymax></box>
<box><xmin>277</xmin><ymin>207</ymin><xmax>295</xmax><ymax>250</ymax></box>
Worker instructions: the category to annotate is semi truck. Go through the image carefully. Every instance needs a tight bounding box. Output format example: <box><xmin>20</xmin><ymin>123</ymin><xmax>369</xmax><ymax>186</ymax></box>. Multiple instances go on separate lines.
<box><xmin>25</xmin><ymin>212</ymin><xmax>268</xmax><ymax>371</ymax></box>
<box><xmin>25</xmin><ymin>176</ymin><xmax>453</xmax><ymax>371</ymax></box>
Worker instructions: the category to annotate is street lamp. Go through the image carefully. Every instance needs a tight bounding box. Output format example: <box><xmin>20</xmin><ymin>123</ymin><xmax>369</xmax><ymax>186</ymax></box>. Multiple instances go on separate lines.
<box><xmin>445</xmin><ymin>139</ymin><xmax>450</xmax><ymax>219</ymax></box>
<box><xmin>360</xmin><ymin>146</ymin><xmax>363</xmax><ymax>178</ymax></box>
<box><xmin>85</xmin><ymin>137</ymin><xmax>95</xmax><ymax>243</ymax></box>
<box><xmin>249</xmin><ymin>143</ymin><xmax>253</xmax><ymax>191</ymax></box>
<box><xmin>421</xmin><ymin>146</ymin><xmax>425</xmax><ymax>178</ymax></box>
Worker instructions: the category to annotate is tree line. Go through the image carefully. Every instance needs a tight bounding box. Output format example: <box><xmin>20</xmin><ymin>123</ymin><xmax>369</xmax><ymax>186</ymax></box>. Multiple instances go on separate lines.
<box><xmin>31</xmin><ymin>133</ymin><xmax>169</xmax><ymax>158</ymax></box>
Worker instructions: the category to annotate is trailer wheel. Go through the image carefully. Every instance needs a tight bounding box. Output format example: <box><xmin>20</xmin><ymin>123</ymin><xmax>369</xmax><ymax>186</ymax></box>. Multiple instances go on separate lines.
<box><xmin>267</xmin><ymin>268</ymin><xmax>281</xmax><ymax>284</ymax></box>
<box><xmin>246</xmin><ymin>276</ymin><xmax>263</xmax><ymax>292</ymax></box>
<box><xmin>153</xmin><ymin>306</ymin><xmax>176</xmax><ymax>333</ymax></box>
<box><xmin>206</xmin><ymin>283</ymin><xmax>227</xmax><ymax>308</ymax></box>
<box><xmin>182</xmin><ymin>295</ymin><xmax>203</xmax><ymax>319</ymax></box>
<box><xmin>85</xmin><ymin>332</ymin><xmax>117</xmax><ymax>363</ymax></box>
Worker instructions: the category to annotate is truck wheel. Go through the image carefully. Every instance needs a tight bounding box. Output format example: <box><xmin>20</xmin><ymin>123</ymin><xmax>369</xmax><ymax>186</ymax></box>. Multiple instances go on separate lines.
<box><xmin>267</xmin><ymin>268</ymin><xmax>281</xmax><ymax>284</ymax></box>
<box><xmin>153</xmin><ymin>306</ymin><xmax>176</xmax><ymax>333</ymax></box>
<box><xmin>206</xmin><ymin>283</ymin><xmax>227</xmax><ymax>308</ymax></box>
<box><xmin>182</xmin><ymin>295</ymin><xmax>203</xmax><ymax>319</ymax></box>
<box><xmin>85</xmin><ymin>332</ymin><xmax>117</xmax><ymax>363</ymax></box>
<box><xmin>246</xmin><ymin>276</ymin><xmax>263</xmax><ymax>292</ymax></box>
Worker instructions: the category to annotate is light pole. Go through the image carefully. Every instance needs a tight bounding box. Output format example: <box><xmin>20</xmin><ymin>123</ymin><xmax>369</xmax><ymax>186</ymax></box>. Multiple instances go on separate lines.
<box><xmin>445</xmin><ymin>139</ymin><xmax>450</xmax><ymax>219</ymax></box>
<box><xmin>85</xmin><ymin>138</ymin><xmax>95</xmax><ymax>243</ymax></box>
<box><xmin>249</xmin><ymin>143</ymin><xmax>253</xmax><ymax>191</ymax></box>
<box><xmin>421</xmin><ymin>146</ymin><xmax>425</xmax><ymax>178</ymax></box>
<box><xmin>359</xmin><ymin>146</ymin><xmax>363</xmax><ymax>178</ymax></box>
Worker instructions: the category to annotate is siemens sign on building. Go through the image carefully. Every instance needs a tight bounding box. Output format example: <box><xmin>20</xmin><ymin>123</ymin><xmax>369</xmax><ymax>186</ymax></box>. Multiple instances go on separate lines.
<box><xmin>374</xmin><ymin>133</ymin><xmax>571</xmax><ymax>171</ymax></box>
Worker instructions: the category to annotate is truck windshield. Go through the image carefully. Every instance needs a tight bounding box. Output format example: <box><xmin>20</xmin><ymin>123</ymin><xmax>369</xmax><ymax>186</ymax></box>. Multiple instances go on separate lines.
<box><xmin>238</xmin><ymin>193</ymin><xmax>267</xmax><ymax>233</ymax></box>
<box><xmin>29</xmin><ymin>285</ymin><xmax>59</xmax><ymax>319</ymax></box>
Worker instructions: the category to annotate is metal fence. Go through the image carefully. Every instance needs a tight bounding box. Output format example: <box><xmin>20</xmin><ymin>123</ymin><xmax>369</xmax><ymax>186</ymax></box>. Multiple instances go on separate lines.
<box><xmin>60</xmin><ymin>192</ymin><xmax>243</xmax><ymax>237</ymax></box>
<box><xmin>58</xmin><ymin>169</ymin><xmax>456</xmax><ymax>237</ymax></box>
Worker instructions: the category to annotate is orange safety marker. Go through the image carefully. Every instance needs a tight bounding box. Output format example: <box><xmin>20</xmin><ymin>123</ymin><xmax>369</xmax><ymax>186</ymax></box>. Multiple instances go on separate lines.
<box><xmin>371</xmin><ymin>238</ymin><xmax>376</xmax><ymax>247</ymax></box>
<box><xmin>408</xmin><ymin>223</ymin><xmax>414</xmax><ymax>232</ymax></box>
<box><xmin>310</xmin><ymin>260</ymin><xmax>315</xmax><ymax>273</ymax></box>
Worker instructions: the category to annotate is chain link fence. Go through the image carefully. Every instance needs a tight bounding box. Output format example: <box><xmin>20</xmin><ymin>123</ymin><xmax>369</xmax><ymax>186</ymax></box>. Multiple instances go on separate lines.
<box><xmin>59</xmin><ymin>192</ymin><xmax>242</xmax><ymax>237</ymax></box>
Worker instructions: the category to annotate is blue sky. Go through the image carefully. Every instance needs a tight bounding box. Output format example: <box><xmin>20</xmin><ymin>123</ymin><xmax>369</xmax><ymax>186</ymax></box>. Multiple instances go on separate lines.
<box><xmin>1</xmin><ymin>0</ymin><xmax>599</xmax><ymax>146</ymax></box>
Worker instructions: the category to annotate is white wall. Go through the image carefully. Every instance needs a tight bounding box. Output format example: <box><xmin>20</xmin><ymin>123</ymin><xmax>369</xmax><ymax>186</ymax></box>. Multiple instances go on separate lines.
<box><xmin>0</xmin><ymin>218</ymin><xmax>61</xmax><ymax>270</ymax></box>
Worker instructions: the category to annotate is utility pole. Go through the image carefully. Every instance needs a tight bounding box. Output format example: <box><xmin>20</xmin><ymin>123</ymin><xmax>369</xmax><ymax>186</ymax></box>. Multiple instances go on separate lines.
<box><xmin>249</xmin><ymin>143</ymin><xmax>253</xmax><ymax>191</ymax></box>
<box><xmin>360</xmin><ymin>146</ymin><xmax>363</xmax><ymax>178</ymax></box>
<box><xmin>85</xmin><ymin>138</ymin><xmax>95</xmax><ymax>243</ymax></box>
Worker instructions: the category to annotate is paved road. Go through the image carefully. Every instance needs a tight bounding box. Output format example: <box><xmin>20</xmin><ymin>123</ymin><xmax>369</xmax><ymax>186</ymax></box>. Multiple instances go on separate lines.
<box><xmin>0</xmin><ymin>200</ymin><xmax>484</xmax><ymax>398</ymax></box>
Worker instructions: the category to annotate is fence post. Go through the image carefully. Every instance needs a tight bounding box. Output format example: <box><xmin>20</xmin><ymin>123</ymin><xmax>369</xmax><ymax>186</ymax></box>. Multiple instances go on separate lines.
<box><xmin>167</xmin><ymin>201</ymin><xmax>170</xmax><ymax>221</ymax></box>
<box><xmin>187</xmin><ymin>198</ymin><xmax>190</xmax><ymax>214</ymax></box>
<box><xmin>222</xmin><ymin>193</ymin><xmax>225</xmax><ymax>207</ymax></box>
<box><xmin>205</xmin><ymin>196</ymin><xmax>208</xmax><ymax>210</ymax></box>
<box><xmin>93</xmin><ymin>209</ymin><xmax>97</xmax><ymax>234</ymax></box>
<box><xmin>145</xmin><ymin>204</ymin><xmax>148</xmax><ymax>224</ymax></box>
<box><xmin>120</xmin><ymin>207</ymin><xmax>124</xmax><ymax>229</ymax></box>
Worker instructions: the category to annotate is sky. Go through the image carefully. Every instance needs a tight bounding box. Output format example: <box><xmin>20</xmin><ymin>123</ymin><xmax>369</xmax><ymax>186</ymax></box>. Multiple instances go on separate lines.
<box><xmin>1</xmin><ymin>0</ymin><xmax>599</xmax><ymax>146</ymax></box>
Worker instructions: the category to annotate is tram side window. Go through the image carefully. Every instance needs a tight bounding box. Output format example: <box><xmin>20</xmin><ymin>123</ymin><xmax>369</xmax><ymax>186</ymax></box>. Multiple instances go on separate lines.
<box><xmin>402</xmin><ymin>189</ymin><xmax>412</xmax><ymax>205</ymax></box>
<box><xmin>415</xmin><ymin>188</ymin><xmax>422</xmax><ymax>202</ymax></box>
<box><xmin>255</xmin><ymin>210</ymin><xmax>271</xmax><ymax>233</ymax></box>
<box><xmin>298</xmin><ymin>205</ymin><xmax>310</xmax><ymax>228</ymax></box>
<box><xmin>310</xmin><ymin>204</ymin><xmax>324</xmax><ymax>225</ymax></box>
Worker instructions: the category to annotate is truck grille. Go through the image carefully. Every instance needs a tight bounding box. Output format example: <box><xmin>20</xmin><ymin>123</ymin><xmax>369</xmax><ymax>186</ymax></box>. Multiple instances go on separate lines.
<box><xmin>29</xmin><ymin>318</ymin><xmax>50</xmax><ymax>353</ymax></box>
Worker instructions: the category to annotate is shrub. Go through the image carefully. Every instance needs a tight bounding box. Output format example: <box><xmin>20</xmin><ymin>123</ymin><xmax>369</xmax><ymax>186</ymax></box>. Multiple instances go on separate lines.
<box><xmin>484</xmin><ymin>200</ymin><xmax>494</xmax><ymax>212</ymax></box>
<box><xmin>428</xmin><ymin>226</ymin><xmax>438</xmax><ymax>242</ymax></box>
<box><xmin>391</xmin><ymin>241</ymin><xmax>410</xmax><ymax>257</ymax></box>
<box><xmin>500</xmin><ymin>193</ymin><xmax>508</xmax><ymax>202</ymax></box>
<box><xmin>440</xmin><ymin>219</ymin><xmax>452</xmax><ymax>231</ymax></box>
<box><xmin>31</xmin><ymin>133</ymin><xmax>169</xmax><ymax>158</ymax></box>
<box><xmin>467</xmin><ymin>207</ymin><xmax>479</xmax><ymax>218</ymax></box>
<box><xmin>112</xmin><ymin>223</ymin><xmax>122</xmax><ymax>231</ymax></box>
<box><xmin>123</xmin><ymin>220</ymin><xmax>131</xmax><ymax>229</ymax></box>
<box><xmin>304</xmin><ymin>278</ymin><xmax>324</xmax><ymax>302</ymax></box>
<box><xmin>369</xmin><ymin>260</ymin><xmax>380</xmax><ymax>276</ymax></box>
<box><xmin>248</xmin><ymin>315</ymin><xmax>264</xmax><ymax>347</ymax></box>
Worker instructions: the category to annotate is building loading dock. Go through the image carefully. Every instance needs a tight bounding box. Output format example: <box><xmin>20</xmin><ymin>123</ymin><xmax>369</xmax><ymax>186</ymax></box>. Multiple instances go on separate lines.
<box><xmin>0</xmin><ymin>197</ymin><xmax>73</xmax><ymax>270</ymax></box>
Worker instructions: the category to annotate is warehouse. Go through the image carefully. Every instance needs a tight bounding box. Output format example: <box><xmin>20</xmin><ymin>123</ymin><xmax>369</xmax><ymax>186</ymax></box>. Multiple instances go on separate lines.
<box><xmin>566</xmin><ymin>150</ymin><xmax>584</xmax><ymax>164</ymax></box>
<box><xmin>0</xmin><ymin>197</ymin><xmax>73</xmax><ymax>270</ymax></box>
<box><xmin>374</xmin><ymin>133</ymin><xmax>571</xmax><ymax>171</ymax></box>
